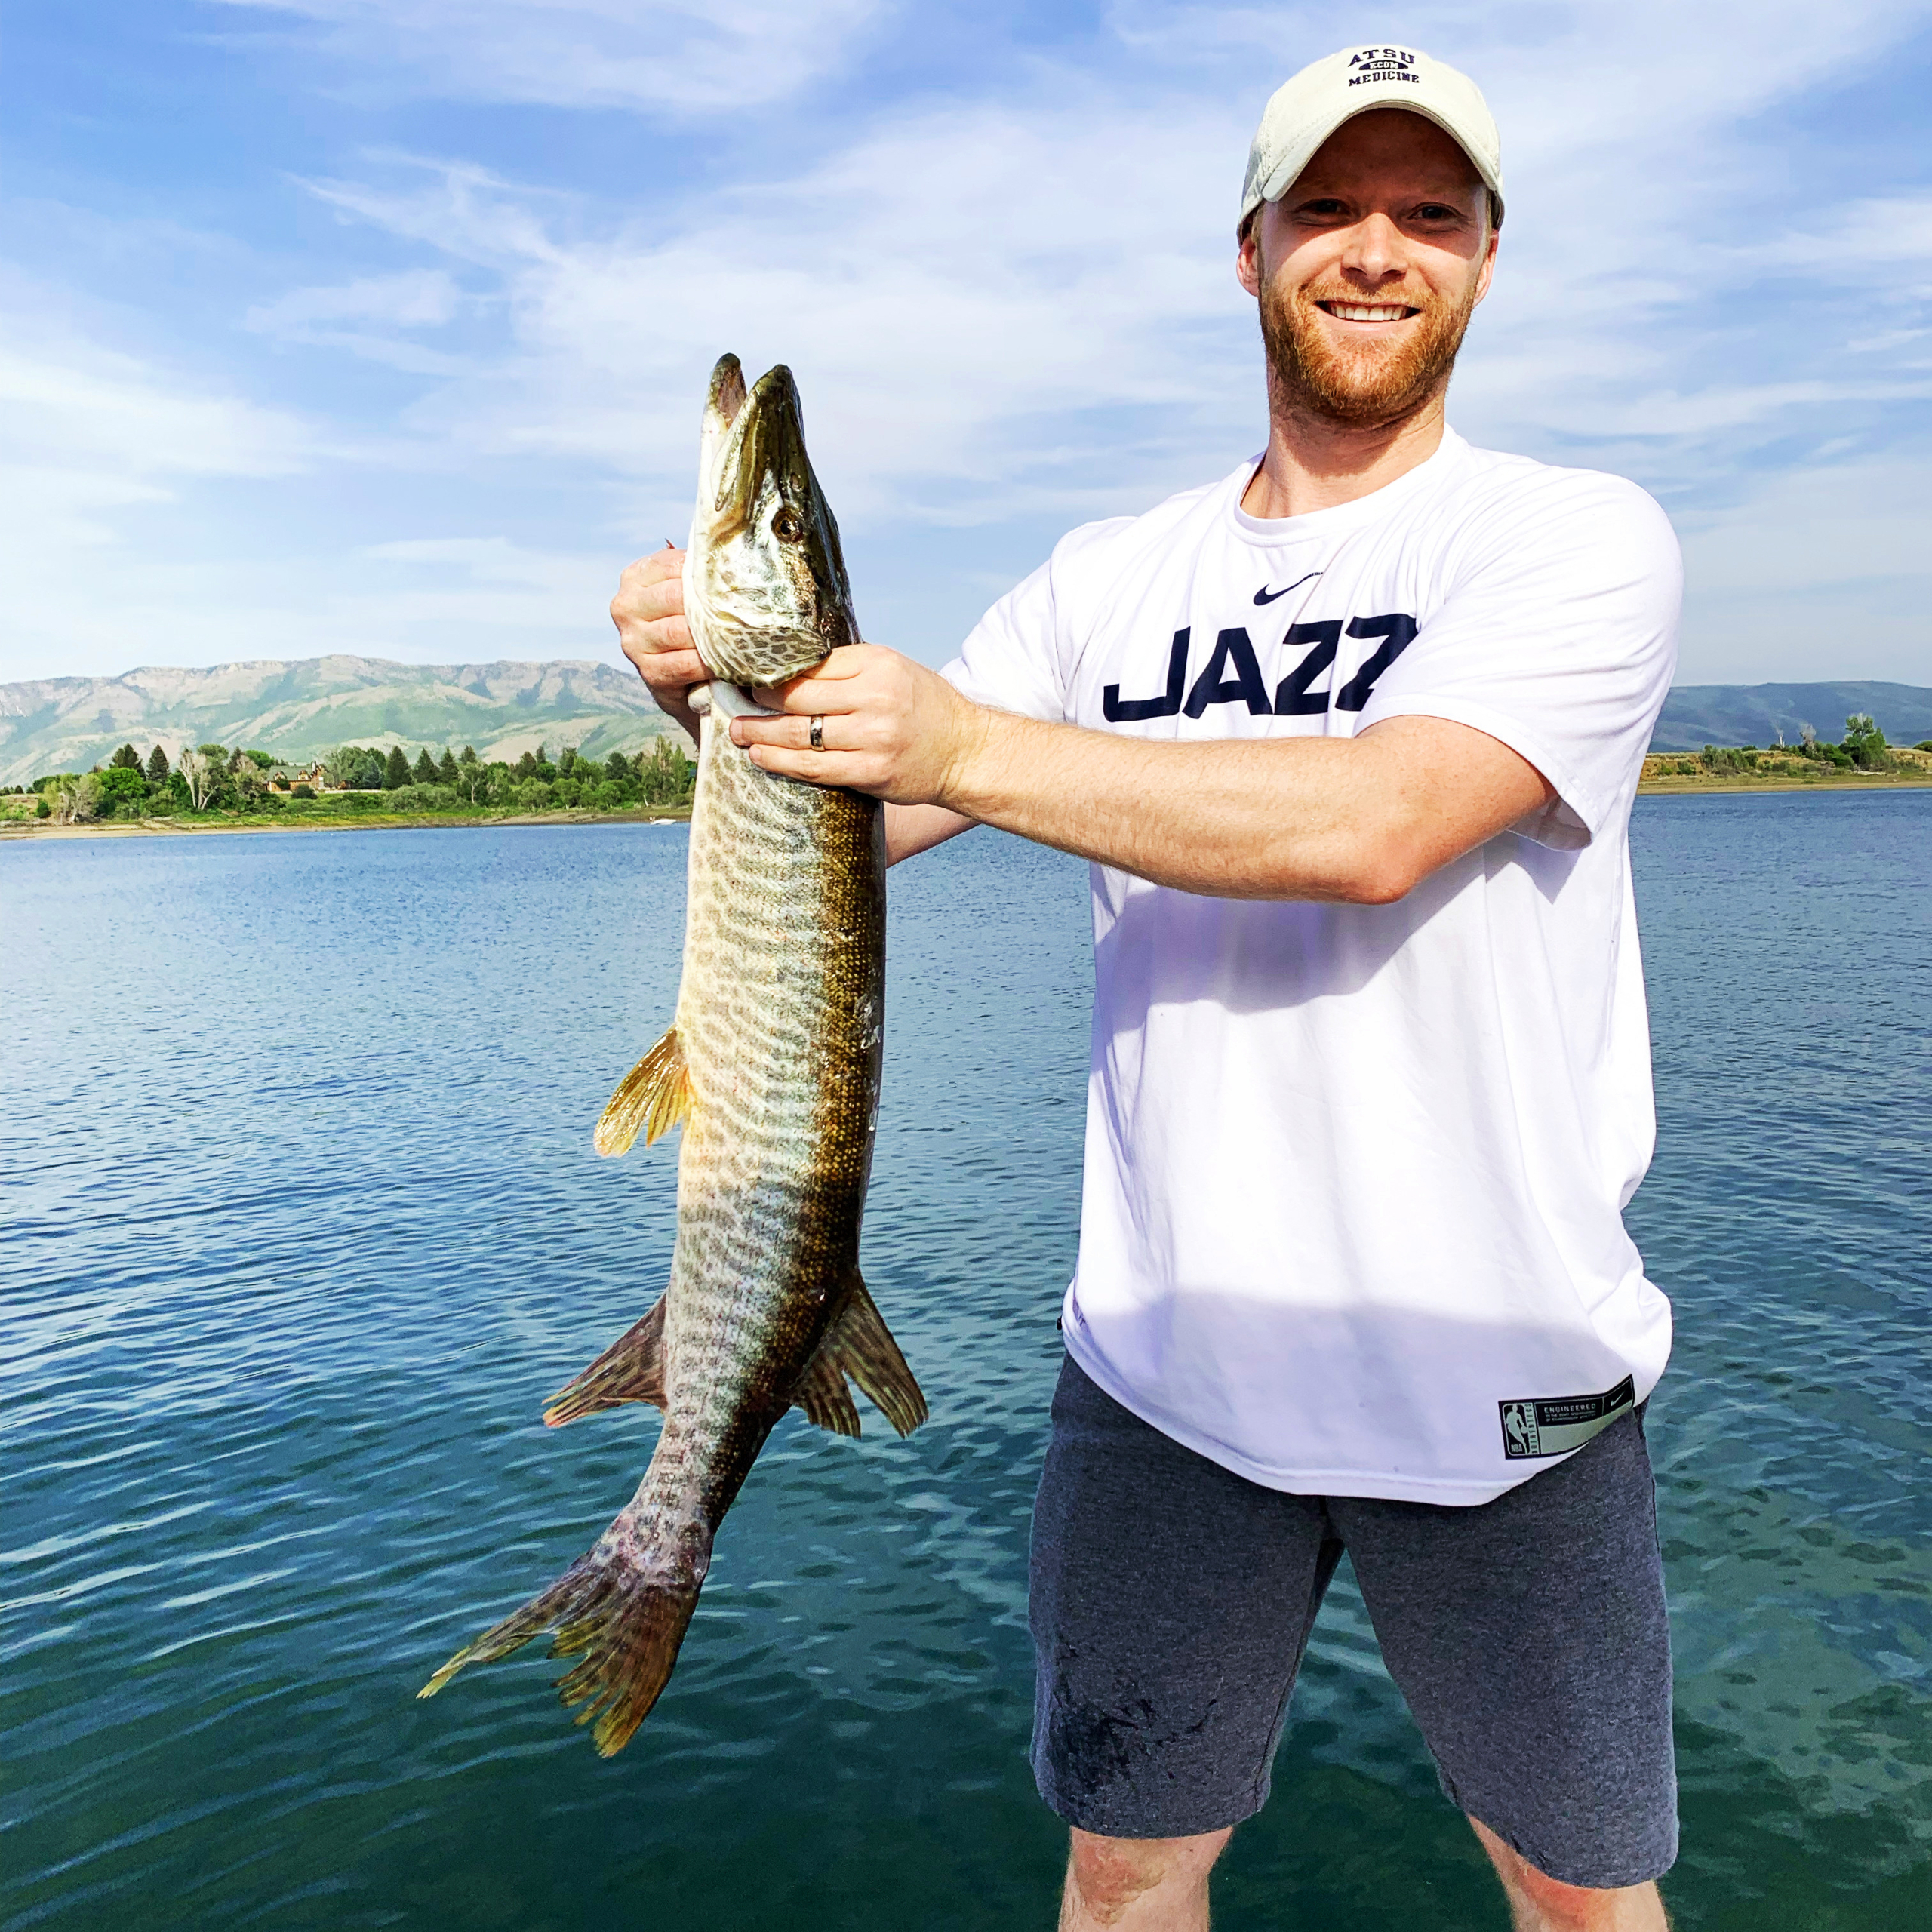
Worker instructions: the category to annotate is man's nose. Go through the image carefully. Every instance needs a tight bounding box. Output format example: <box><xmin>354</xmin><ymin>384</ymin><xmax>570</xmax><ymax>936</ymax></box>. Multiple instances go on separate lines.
<box><xmin>1340</xmin><ymin>211</ymin><xmax>1407</xmax><ymax>281</ymax></box>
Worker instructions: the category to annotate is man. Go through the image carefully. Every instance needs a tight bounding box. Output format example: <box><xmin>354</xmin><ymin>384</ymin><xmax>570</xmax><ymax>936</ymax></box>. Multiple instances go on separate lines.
<box><xmin>615</xmin><ymin>43</ymin><xmax>1680</xmax><ymax>1932</ymax></box>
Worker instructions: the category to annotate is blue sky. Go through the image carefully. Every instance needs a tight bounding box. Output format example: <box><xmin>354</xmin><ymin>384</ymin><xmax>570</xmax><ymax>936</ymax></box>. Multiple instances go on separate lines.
<box><xmin>5</xmin><ymin>0</ymin><xmax>1930</xmax><ymax>688</ymax></box>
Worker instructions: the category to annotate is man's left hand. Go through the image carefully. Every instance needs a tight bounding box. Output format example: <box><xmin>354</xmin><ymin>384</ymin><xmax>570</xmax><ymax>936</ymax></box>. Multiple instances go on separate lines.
<box><xmin>731</xmin><ymin>645</ymin><xmax>986</xmax><ymax>808</ymax></box>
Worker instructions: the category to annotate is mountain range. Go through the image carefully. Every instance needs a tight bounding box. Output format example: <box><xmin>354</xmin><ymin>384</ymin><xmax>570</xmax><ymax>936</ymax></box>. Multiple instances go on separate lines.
<box><xmin>1650</xmin><ymin>681</ymin><xmax>1932</xmax><ymax>752</ymax></box>
<box><xmin>0</xmin><ymin>656</ymin><xmax>681</xmax><ymax>787</ymax></box>
<box><xmin>2</xmin><ymin>658</ymin><xmax>1926</xmax><ymax>787</ymax></box>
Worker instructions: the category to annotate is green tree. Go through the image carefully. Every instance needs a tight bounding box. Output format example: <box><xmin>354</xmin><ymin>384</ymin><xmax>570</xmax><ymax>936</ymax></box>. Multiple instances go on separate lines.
<box><xmin>97</xmin><ymin>766</ymin><xmax>149</xmax><ymax>816</ymax></box>
<box><xmin>110</xmin><ymin>743</ymin><xmax>141</xmax><ymax>770</ymax></box>
<box><xmin>384</xmin><ymin>746</ymin><xmax>411</xmax><ymax>789</ymax></box>
<box><xmin>460</xmin><ymin>745</ymin><xmax>478</xmax><ymax>766</ymax></box>
<box><xmin>1841</xmin><ymin>713</ymin><xmax>1892</xmax><ymax>771</ymax></box>
<box><xmin>413</xmin><ymin>747</ymin><xmax>438</xmax><ymax>785</ymax></box>
<box><xmin>605</xmin><ymin>750</ymin><xmax>631</xmax><ymax>783</ymax></box>
<box><xmin>438</xmin><ymin>748</ymin><xmax>459</xmax><ymax>784</ymax></box>
<box><xmin>638</xmin><ymin>737</ymin><xmax>695</xmax><ymax>805</ymax></box>
<box><xmin>145</xmin><ymin>743</ymin><xmax>171</xmax><ymax>785</ymax></box>
<box><xmin>514</xmin><ymin>749</ymin><xmax>537</xmax><ymax>780</ymax></box>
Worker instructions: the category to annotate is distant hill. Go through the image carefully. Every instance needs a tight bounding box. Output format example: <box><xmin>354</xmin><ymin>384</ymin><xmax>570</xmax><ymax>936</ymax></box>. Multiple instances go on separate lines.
<box><xmin>0</xmin><ymin>656</ymin><xmax>681</xmax><ymax>786</ymax></box>
<box><xmin>1652</xmin><ymin>681</ymin><xmax>1932</xmax><ymax>752</ymax></box>
<box><xmin>5</xmin><ymin>658</ymin><xmax>1926</xmax><ymax>788</ymax></box>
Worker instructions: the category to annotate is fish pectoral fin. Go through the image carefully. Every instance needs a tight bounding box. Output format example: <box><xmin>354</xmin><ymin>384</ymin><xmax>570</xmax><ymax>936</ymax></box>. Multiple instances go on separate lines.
<box><xmin>793</xmin><ymin>1275</ymin><xmax>928</xmax><ymax>1440</ymax></box>
<box><xmin>543</xmin><ymin>1295</ymin><xmax>668</xmax><ymax>1426</ymax></box>
<box><xmin>594</xmin><ymin>1026</ymin><xmax>691</xmax><ymax>1158</ymax></box>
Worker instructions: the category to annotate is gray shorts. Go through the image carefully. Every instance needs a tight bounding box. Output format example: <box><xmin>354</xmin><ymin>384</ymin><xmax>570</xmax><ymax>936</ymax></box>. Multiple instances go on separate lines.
<box><xmin>1029</xmin><ymin>1355</ymin><xmax>1677</xmax><ymax>1889</ymax></box>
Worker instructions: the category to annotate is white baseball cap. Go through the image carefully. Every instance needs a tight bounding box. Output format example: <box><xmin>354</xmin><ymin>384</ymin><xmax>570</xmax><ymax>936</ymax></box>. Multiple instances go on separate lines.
<box><xmin>1239</xmin><ymin>43</ymin><xmax>1503</xmax><ymax>231</ymax></box>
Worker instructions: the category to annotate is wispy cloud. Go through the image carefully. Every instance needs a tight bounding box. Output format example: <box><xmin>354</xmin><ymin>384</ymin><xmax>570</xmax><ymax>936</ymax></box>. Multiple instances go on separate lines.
<box><xmin>210</xmin><ymin>0</ymin><xmax>891</xmax><ymax>113</ymax></box>
<box><xmin>6</xmin><ymin>1</ymin><xmax>1932</xmax><ymax>683</ymax></box>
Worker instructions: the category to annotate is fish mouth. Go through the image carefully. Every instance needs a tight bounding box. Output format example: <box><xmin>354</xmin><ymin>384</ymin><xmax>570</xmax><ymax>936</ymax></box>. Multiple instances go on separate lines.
<box><xmin>700</xmin><ymin>354</ymin><xmax>813</xmax><ymax>541</ymax></box>
<box><xmin>692</xmin><ymin>352</ymin><xmax>855</xmax><ymax>678</ymax></box>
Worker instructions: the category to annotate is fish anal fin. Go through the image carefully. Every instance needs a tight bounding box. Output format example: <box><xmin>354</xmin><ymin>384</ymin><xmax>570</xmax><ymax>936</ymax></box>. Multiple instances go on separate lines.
<box><xmin>792</xmin><ymin>1275</ymin><xmax>928</xmax><ymax>1440</ymax></box>
<box><xmin>544</xmin><ymin>1296</ymin><xmax>667</xmax><ymax>1426</ymax></box>
<box><xmin>595</xmin><ymin>1026</ymin><xmax>691</xmax><ymax>1158</ymax></box>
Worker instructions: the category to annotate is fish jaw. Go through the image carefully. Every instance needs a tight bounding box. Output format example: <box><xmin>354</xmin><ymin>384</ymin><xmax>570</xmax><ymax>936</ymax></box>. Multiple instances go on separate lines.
<box><xmin>685</xmin><ymin>354</ymin><xmax>857</xmax><ymax>689</ymax></box>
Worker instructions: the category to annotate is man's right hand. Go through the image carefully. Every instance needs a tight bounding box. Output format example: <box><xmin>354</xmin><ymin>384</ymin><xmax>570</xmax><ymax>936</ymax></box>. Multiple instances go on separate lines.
<box><xmin>612</xmin><ymin>546</ymin><xmax>707</xmax><ymax>740</ymax></box>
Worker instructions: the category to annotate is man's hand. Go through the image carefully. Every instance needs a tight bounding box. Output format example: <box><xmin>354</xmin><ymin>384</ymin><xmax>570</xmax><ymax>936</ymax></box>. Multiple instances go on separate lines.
<box><xmin>611</xmin><ymin>546</ymin><xmax>707</xmax><ymax>739</ymax></box>
<box><xmin>731</xmin><ymin>646</ymin><xmax>986</xmax><ymax>807</ymax></box>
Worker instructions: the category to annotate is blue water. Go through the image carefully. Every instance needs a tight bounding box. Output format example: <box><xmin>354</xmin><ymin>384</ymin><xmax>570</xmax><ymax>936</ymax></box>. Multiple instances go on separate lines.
<box><xmin>3</xmin><ymin>793</ymin><xmax>1927</xmax><ymax>1929</ymax></box>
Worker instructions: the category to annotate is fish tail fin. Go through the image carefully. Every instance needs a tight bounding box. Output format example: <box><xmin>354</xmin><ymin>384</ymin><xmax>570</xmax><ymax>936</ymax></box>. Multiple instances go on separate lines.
<box><xmin>543</xmin><ymin>1295</ymin><xmax>667</xmax><ymax>1426</ymax></box>
<box><xmin>418</xmin><ymin>1532</ymin><xmax>707</xmax><ymax>1758</ymax></box>
<box><xmin>595</xmin><ymin>1026</ymin><xmax>691</xmax><ymax>1157</ymax></box>
<box><xmin>792</xmin><ymin>1274</ymin><xmax>928</xmax><ymax>1439</ymax></box>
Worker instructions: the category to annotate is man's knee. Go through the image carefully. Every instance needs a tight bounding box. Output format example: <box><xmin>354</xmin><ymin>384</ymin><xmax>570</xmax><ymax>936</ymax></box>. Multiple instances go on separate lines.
<box><xmin>1065</xmin><ymin>1825</ymin><xmax>1230</xmax><ymax>1925</ymax></box>
<box><xmin>1469</xmin><ymin>1817</ymin><xmax>1667</xmax><ymax>1931</ymax></box>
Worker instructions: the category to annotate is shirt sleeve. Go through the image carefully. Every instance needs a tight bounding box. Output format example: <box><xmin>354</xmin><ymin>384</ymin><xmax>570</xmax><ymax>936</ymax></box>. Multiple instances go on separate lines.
<box><xmin>940</xmin><ymin>516</ymin><xmax>1137</xmax><ymax>722</ymax></box>
<box><xmin>939</xmin><ymin>555</ymin><xmax>1067</xmax><ymax>722</ymax></box>
<box><xmin>1357</xmin><ymin>470</ymin><xmax>1682</xmax><ymax>849</ymax></box>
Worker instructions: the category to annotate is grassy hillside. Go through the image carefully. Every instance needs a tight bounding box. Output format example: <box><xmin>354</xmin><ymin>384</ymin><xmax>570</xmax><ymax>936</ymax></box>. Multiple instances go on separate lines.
<box><xmin>0</xmin><ymin>655</ymin><xmax>678</xmax><ymax>786</ymax></box>
<box><xmin>1651</xmin><ymin>681</ymin><xmax>1932</xmax><ymax>752</ymax></box>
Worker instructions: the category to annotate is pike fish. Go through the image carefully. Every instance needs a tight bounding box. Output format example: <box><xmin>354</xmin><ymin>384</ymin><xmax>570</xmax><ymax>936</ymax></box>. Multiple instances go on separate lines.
<box><xmin>419</xmin><ymin>354</ymin><xmax>925</xmax><ymax>1756</ymax></box>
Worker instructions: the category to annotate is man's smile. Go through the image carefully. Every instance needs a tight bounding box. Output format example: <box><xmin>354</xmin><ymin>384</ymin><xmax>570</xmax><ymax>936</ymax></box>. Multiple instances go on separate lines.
<box><xmin>1316</xmin><ymin>300</ymin><xmax>1421</xmax><ymax>323</ymax></box>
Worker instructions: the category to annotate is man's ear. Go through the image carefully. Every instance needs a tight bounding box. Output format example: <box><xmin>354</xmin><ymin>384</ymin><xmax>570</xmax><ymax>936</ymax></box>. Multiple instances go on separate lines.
<box><xmin>1471</xmin><ymin>220</ymin><xmax>1499</xmax><ymax>306</ymax></box>
<box><xmin>1235</xmin><ymin>210</ymin><xmax>1263</xmax><ymax>298</ymax></box>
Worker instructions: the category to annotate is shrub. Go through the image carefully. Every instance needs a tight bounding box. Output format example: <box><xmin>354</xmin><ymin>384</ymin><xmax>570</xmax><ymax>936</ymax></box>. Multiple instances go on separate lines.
<box><xmin>35</xmin><ymin>796</ymin><xmax>51</xmax><ymax>819</ymax></box>
<box><xmin>291</xmin><ymin>783</ymin><xmax>315</xmax><ymax>798</ymax></box>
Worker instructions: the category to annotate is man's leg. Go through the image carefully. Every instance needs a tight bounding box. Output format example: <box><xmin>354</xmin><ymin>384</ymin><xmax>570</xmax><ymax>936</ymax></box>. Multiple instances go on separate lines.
<box><xmin>1334</xmin><ymin>1411</ymin><xmax>1678</xmax><ymax>1909</ymax></box>
<box><xmin>1029</xmin><ymin>1356</ymin><xmax>1339</xmax><ymax>1915</ymax></box>
<box><xmin>1469</xmin><ymin>1817</ymin><xmax>1669</xmax><ymax>1931</ymax></box>
<box><xmin>1060</xmin><ymin>1826</ymin><xmax>1231</xmax><ymax>1931</ymax></box>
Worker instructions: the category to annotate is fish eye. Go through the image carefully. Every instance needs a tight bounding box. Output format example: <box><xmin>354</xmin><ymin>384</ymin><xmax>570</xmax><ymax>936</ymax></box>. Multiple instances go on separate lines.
<box><xmin>772</xmin><ymin>509</ymin><xmax>804</xmax><ymax>543</ymax></box>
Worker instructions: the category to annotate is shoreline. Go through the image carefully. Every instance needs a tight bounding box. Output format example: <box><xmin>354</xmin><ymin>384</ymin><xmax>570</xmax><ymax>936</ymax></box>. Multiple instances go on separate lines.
<box><xmin>1635</xmin><ymin>772</ymin><xmax>1932</xmax><ymax>797</ymax></box>
<box><xmin>5</xmin><ymin>773</ymin><xmax>1929</xmax><ymax>844</ymax></box>
<box><xmin>0</xmin><ymin>806</ymin><xmax>693</xmax><ymax>844</ymax></box>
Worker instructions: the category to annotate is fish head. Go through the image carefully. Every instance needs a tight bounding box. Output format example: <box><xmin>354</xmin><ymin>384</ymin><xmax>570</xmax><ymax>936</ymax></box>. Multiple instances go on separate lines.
<box><xmin>684</xmin><ymin>354</ymin><xmax>858</xmax><ymax>688</ymax></box>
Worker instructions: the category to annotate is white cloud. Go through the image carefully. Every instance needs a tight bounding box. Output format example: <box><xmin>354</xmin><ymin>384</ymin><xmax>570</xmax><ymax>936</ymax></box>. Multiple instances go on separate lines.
<box><xmin>211</xmin><ymin>0</ymin><xmax>890</xmax><ymax>113</ymax></box>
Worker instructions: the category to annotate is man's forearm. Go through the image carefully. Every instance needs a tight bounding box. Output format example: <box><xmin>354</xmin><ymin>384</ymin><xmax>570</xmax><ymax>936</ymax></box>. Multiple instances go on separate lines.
<box><xmin>724</xmin><ymin>645</ymin><xmax>1552</xmax><ymax>903</ymax></box>
<box><xmin>885</xmin><ymin>803</ymin><xmax>977</xmax><ymax>866</ymax></box>
<box><xmin>937</xmin><ymin>709</ymin><xmax>1408</xmax><ymax>901</ymax></box>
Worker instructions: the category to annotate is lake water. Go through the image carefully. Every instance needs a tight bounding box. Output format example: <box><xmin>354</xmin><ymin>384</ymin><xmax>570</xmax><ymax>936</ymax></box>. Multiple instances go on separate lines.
<box><xmin>4</xmin><ymin>792</ymin><xmax>1927</xmax><ymax>1930</ymax></box>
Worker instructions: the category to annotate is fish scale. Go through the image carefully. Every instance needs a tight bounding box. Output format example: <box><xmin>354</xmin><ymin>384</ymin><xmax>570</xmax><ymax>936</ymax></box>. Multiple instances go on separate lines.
<box><xmin>417</xmin><ymin>354</ymin><xmax>926</xmax><ymax>1757</ymax></box>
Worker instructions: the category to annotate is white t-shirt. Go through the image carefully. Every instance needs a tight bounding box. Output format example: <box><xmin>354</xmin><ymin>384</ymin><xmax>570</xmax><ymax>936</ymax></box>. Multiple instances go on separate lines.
<box><xmin>943</xmin><ymin>428</ymin><xmax>1681</xmax><ymax>1504</ymax></box>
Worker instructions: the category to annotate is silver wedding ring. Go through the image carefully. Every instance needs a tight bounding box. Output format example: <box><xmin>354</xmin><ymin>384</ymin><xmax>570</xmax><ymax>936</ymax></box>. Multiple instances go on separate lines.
<box><xmin>808</xmin><ymin>715</ymin><xmax>825</xmax><ymax>751</ymax></box>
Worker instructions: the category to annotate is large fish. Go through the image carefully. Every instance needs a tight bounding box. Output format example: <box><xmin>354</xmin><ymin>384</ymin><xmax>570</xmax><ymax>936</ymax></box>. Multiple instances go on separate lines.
<box><xmin>419</xmin><ymin>354</ymin><xmax>926</xmax><ymax>1756</ymax></box>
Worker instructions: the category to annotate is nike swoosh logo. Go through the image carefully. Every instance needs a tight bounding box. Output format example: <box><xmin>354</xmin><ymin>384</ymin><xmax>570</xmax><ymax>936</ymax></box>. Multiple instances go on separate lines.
<box><xmin>1254</xmin><ymin>571</ymin><xmax>1321</xmax><ymax>606</ymax></box>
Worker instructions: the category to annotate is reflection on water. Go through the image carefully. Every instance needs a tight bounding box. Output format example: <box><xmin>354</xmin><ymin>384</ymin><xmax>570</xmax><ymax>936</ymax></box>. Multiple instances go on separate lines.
<box><xmin>3</xmin><ymin>794</ymin><xmax>1927</xmax><ymax>1929</ymax></box>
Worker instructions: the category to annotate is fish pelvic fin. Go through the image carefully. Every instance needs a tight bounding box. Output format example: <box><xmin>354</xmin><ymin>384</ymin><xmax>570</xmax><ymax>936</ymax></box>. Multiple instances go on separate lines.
<box><xmin>594</xmin><ymin>1026</ymin><xmax>691</xmax><ymax>1158</ymax></box>
<box><xmin>543</xmin><ymin>1294</ymin><xmax>667</xmax><ymax>1426</ymax></box>
<box><xmin>792</xmin><ymin>1275</ymin><xmax>928</xmax><ymax>1439</ymax></box>
<box><xmin>417</xmin><ymin>1526</ymin><xmax>709</xmax><ymax>1758</ymax></box>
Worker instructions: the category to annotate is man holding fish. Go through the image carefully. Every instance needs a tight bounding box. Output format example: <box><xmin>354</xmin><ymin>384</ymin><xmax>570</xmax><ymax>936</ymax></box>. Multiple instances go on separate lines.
<box><xmin>616</xmin><ymin>42</ymin><xmax>1680</xmax><ymax>1932</ymax></box>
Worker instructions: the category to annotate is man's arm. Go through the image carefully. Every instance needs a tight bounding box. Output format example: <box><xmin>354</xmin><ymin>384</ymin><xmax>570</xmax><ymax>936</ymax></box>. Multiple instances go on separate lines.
<box><xmin>611</xmin><ymin>546</ymin><xmax>980</xmax><ymax>868</ymax></box>
<box><xmin>730</xmin><ymin>646</ymin><xmax>1553</xmax><ymax>904</ymax></box>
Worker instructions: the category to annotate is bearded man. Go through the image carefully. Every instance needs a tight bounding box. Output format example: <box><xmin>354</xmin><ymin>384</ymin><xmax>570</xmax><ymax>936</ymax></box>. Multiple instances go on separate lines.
<box><xmin>615</xmin><ymin>43</ymin><xmax>1681</xmax><ymax>1932</ymax></box>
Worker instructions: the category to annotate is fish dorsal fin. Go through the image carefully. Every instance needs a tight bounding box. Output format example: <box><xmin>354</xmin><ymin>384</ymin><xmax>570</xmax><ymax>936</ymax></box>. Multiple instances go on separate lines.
<box><xmin>595</xmin><ymin>1026</ymin><xmax>691</xmax><ymax>1158</ymax></box>
<box><xmin>543</xmin><ymin>1295</ymin><xmax>667</xmax><ymax>1426</ymax></box>
<box><xmin>792</xmin><ymin>1275</ymin><xmax>928</xmax><ymax>1440</ymax></box>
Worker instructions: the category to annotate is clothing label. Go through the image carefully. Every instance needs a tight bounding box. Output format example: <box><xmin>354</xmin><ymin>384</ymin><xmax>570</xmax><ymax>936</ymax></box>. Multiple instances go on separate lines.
<box><xmin>1499</xmin><ymin>1377</ymin><xmax>1635</xmax><ymax>1460</ymax></box>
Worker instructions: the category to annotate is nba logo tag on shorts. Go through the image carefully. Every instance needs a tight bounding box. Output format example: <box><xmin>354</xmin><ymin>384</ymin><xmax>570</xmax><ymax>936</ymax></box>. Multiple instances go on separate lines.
<box><xmin>1498</xmin><ymin>1377</ymin><xmax>1635</xmax><ymax>1459</ymax></box>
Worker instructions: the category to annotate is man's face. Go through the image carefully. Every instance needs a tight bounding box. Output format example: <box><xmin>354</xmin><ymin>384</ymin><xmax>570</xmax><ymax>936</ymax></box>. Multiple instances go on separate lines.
<box><xmin>1237</xmin><ymin>108</ymin><xmax>1497</xmax><ymax>431</ymax></box>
